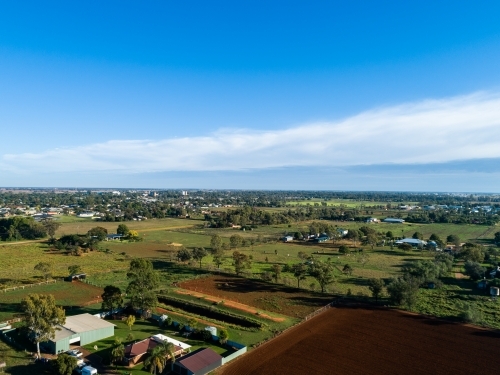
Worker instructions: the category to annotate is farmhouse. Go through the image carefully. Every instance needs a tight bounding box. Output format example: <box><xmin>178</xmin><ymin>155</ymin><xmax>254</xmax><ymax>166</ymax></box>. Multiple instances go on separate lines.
<box><xmin>383</xmin><ymin>218</ymin><xmax>405</xmax><ymax>223</ymax></box>
<box><xmin>172</xmin><ymin>348</ymin><xmax>223</xmax><ymax>375</ymax></box>
<box><xmin>124</xmin><ymin>334</ymin><xmax>190</xmax><ymax>367</ymax></box>
<box><xmin>44</xmin><ymin>313</ymin><xmax>115</xmax><ymax>354</ymax></box>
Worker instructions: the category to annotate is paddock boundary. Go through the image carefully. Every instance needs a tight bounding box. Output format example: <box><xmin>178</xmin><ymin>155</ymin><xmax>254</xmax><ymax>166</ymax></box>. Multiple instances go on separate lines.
<box><xmin>0</xmin><ymin>279</ymin><xmax>56</xmax><ymax>293</ymax></box>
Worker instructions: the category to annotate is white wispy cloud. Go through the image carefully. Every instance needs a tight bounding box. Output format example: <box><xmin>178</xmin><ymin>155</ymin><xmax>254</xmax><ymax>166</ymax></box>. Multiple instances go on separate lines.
<box><xmin>3</xmin><ymin>91</ymin><xmax>500</xmax><ymax>174</ymax></box>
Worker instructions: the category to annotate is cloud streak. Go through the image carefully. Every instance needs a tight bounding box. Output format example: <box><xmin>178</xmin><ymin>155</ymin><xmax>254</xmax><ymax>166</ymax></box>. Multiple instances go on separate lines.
<box><xmin>3</xmin><ymin>91</ymin><xmax>500</xmax><ymax>174</ymax></box>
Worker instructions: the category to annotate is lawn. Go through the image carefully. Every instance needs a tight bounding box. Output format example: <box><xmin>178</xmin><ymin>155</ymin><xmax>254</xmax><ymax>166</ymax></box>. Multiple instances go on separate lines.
<box><xmin>82</xmin><ymin>317</ymin><xmax>249</xmax><ymax>375</ymax></box>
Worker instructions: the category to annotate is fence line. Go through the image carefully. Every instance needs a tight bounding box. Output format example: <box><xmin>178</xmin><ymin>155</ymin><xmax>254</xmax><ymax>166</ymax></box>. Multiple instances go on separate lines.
<box><xmin>0</xmin><ymin>279</ymin><xmax>56</xmax><ymax>293</ymax></box>
<box><xmin>252</xmin><ymin>300</ymin><xmax>336</xmax><ymax>349</ymax></box>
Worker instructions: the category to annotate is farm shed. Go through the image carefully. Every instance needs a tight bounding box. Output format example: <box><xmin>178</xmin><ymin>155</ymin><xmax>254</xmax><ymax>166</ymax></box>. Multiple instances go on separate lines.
<box><xmin>173</xmin><ymin>348</ymin><xmax>223</xmax><ymax>375</ymax></box>
<box><xmin>395</xmin><ymin>238</ymin><xmax>427</xmax><ymax>247</ymax></box>
<box><xmin>383</xmin><ymin>218</ymin><xmax>405</xmax><ymax>223</ymax></box>
<box><xmin>45</xmin><ymin>313</ymin><xmax>115</xmax><ymax>354</ymax></box>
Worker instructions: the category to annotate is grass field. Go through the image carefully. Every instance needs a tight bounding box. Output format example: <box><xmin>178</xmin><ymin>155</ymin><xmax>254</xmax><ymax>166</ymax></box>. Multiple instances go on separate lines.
<box><xmin>55</xmin><ymin>217</ymin><xmax>198</xmax><ymax>236</ymax></box>
<box><xmin>0</xmin><ymin>281</ymin><xmax>103</xmax><ymax>322</ymax></box>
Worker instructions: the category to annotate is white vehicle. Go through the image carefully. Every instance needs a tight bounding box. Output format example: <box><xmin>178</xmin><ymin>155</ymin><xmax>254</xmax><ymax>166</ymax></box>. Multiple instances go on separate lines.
<box><xmin>66</xmin><ymin>349</ymin><xmax>83</xmax><ymax>358</ymax></box>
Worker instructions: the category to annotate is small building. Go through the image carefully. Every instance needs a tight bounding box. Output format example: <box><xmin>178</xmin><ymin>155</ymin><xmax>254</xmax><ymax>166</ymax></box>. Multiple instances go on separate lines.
<box><xmin>337</xmin><ymin>228</ymin><xmax>348</xmax><ymax>237</ymax></box>
<box><xmin>383</xmin><ymin>218</ymin><xmax>405</xmax><ymax>224</ymax></box>
<box><xmin>65</xmin><ymin>273</ymin><xmax>87</xmax><ymax>282</ymax></box>
<box><xmin>45</xmin><ymin>314</ymin><xmax>115</xmax><ymax>354</ymax></box>
<box><xmin>106</xmin><ymin>234</ymin><xmax>124</xmax><ymax>241</ymax></box>
<box><xmin>395</xmin><ymin>238</ymin><xmax>427</xmax><ymax>247</ymax></box>
<box><xmin>365</xmin><ymin>217</ymin><xmax>379</xmax><ymax>223</ymax></box>
<box><xmin>314</xmin><ymin>235</ymin><xmax>329</xmax><ymax>243</ymax></box>
<box><xmin>173</xmin><ymin>348</ymin><xmax>223</xmax><ymax>375</ymax></box>
<box><xmin>282</xmin><ymin>236</ymin><xmax>294</xmax><ymax>242</ymax></box>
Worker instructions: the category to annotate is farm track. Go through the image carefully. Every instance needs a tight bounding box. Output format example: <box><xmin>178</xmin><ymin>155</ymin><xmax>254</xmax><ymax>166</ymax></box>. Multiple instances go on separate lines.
<box><xmin>218</xmin><ymin>306</ymin><xmax>500</xmax><ymax>375</ymax></box>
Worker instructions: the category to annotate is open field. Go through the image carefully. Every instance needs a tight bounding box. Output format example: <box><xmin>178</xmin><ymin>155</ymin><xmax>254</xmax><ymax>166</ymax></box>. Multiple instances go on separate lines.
<box><xmin>179</xmin><ymin>275</ymin><xmax>333</xmax><ymax>319</ymax></box>
<box><xmin>0</xmin><ymin>243</ymin><xmax>129</xmax><ymax>287</ymax></box>
<box><xmin>0</xmin><ymin>281</ymin><xmax>103</xmax><ymax>322</ymax></box>
<box><xmin>54</xmin><ymin>217</ymin><xmax>198</xmax><ymax>236</ymax></box>
<box><xmin>218</xmin><ymin>306</ymin><xmax>500</xmax><ymax>375</ymax></box>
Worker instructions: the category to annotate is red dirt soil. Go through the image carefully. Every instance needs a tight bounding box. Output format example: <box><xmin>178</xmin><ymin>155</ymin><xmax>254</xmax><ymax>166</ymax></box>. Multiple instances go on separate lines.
<box><xmin>179</xmin><ymin>276</ymin><xmax>332</xmax><ymax>318</ymax></box>
<box><xmin>174</xmin><ymin>289</ymin><xmax>285</xmax><ymax>322</ymax></box>
<box><xmin>218</xmin><ymin>307</ymin><xmax>500</xmax><ymax>375</ymax></box>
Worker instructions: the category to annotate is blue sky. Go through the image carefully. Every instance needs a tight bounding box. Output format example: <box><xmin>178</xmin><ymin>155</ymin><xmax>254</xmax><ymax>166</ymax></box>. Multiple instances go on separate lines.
<box><xmin>1</xmin><ymin>1</ymin><xmax>500</xmax><ymax>191</ymax></box>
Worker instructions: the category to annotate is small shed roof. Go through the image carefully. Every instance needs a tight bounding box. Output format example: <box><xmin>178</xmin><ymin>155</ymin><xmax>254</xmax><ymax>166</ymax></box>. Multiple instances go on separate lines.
<box><xmin>177</xmin><ymin>348</ymin><xmax>222</xmax><ymax>373</ymax></box>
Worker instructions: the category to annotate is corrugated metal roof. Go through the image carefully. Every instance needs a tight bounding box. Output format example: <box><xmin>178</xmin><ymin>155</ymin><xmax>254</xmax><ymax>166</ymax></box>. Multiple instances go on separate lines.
<box><xmin>52</xmin><ymin>313</ymin><xmax>115</xmax><ymax>342</ymax></box>
<box><xmin>178</xmin><ymin>348</ymin><xmax>222</xmax><ymax>373</ymax></box>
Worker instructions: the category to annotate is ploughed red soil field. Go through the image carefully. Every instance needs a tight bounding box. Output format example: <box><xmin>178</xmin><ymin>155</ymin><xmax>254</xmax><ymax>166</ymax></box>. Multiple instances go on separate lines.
<box><xmin>179</xmin><ymin>275</ymin><xmax>332</xmax><ymax>318</ymax></box>
<box><xmin>218</xmin><ymin>307</ymin><xmax>500</xmax><ymax>375</ymax></box>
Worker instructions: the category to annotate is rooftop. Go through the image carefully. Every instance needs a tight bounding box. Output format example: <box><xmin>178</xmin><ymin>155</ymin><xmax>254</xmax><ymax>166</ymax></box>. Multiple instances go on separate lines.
<box><xmin>53</xmin><ymin>314</ymin><xmax>115</xmax><ymax>341</ymax></box>
<box><xmin>177</xmin><ymin>348</ymin><xmax>222</xmax><ymax>373</ymax></box>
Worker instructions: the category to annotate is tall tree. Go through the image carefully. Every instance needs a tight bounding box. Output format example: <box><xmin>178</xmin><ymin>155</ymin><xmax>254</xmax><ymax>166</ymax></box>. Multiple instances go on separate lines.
<box><xmin>42</xmin><ymin>220</ymin><xmax>61</xmax><ymax>241</ymax></box>
<box><xmin>309</xmin><ymin>261</ymin><xmax>335</xmax><ymax>293</ymax></box>
<box><xmin>111</xmin><ymin>339</ymin><xmax>125</xmax><ymax>367</ymax></box>
<box><xmin>212</xmin><ymin>248</ymin><xmax>225</xmax><ymax>269</ymax></box>
<box><xmin>342</xmin><ymin>264</ymin><xmax>353</xmax><ymax>276</ymax></box>
<box><xmin>292</xmin><ymin>263</ymin><xmax>307</xmax><ymax>288</ymax></box>
<box><xmin>144</xmin><ymin>345</ymin><xmax>166</xmax><ymax>375</ymax></box>
<box><xmin>117</xmin><ymin>223</ymin><xmax>130</xmax><ymax>236</ymax></box>
<box><xmin>68</xmin><ymin>264</ymin><xmax>81</xmax><ymax>275</ymax></box>
<box><xmin>126</xmin><ymin>258</ymin><xmax>159</xmax><ymax>314</ymax></box>
<box><xmin>412</xmin><ymin>232</ymin><xmax>423</xmax><ymax>240</ymax></box>
<box><xmin>210</xmin><ymin>234</ymin><xmax>223</xmax><ymax>252</ymax></box>
<box><xmin>232</xmin><ymin>251</ymin><xmax>251</xmax><ymax>275</ymax></box>
<box><xmin>53</xmin><ymin>353</ymin><xmax>77</xmax><ymax>375</ymax></box>
<box><xmin>87</xmin><ymin>226</ymin><xmax>108</xmax><ymax>241</ymax></box>
<box><xmin>218</xmin><ymin>328</ymin><xmax>229</xmax><ymax>344</ymax></box>
<box><xmin>368</xmin><ymin>278</ymin><xmax>384</xmax><ymax>303</ymax></box>
<box><xmin>230</xmin><ymin>234</ymin><xmax>243</xmax><ymax>250</ymax></box>
<box><xmin>192</xmin><ymin>247</ymin><xmax>208</xmax><ymax>268</ymax></box>
<box><xmin>177</xmin><ymin>248</ymin><xmax>192</xmax><ymax>262</ymax></box>
<box><xmin>446</xmin><ymin>234</ymin><xmax>461</xmax><ymax>247</ymax></box>
<box><xmin>34</xmin><ymin>262</ymin><xmax>52</xmax><ymax>281</ymax></box>
<box><xmin>101</xmin><ymin>285</ymin><xmax>123</xmax><ymax>314</ymax></box>
<box><xmin>271</xmin><ymin>264</ymin><xmax>282</xmax><ymax>283</ymax></box>
<box><xmin>21</xmin><ymin>294</ymin><xmax>65</xmax><ymax>357</ymax></box>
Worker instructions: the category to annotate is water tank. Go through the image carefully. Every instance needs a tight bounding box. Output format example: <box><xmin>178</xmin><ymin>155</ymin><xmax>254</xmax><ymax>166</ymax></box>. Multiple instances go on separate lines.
<box><xmin>205</xmin><ymin>326</ymin><xmax>217</xmax><ymax>336</ymax></box>
<box><xmin>490</xmin><ymin>287</ymin><xmax>500</xmax><ymax>297</ymax></box>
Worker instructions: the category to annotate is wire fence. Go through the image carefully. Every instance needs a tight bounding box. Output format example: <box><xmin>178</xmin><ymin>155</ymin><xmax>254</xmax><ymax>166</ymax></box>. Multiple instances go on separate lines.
<box><xmin>0</xmin><ymin>279</ymin><xmax>57</xmax><ymax>293</ymax></box>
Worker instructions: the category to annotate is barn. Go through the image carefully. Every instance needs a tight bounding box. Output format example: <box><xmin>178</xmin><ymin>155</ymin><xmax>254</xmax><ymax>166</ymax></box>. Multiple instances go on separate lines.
<box><xmin>172</xmin><ymin>348</ymin><xmax>223</xmax><ymax>375</ymax></box>
<box><xmin>44</xmin><ymin>313</ymin><xmax>115</xmax><ymax>354</ymax></box>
